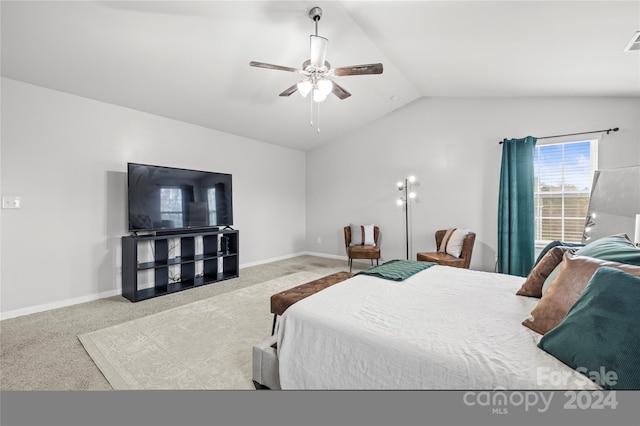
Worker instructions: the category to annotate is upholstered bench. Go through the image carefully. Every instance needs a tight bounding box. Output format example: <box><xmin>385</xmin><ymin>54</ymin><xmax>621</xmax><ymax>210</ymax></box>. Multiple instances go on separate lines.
<box><xmin>270</xmin><ymin>271</ymin><xmax>353</xmax><ymax>334</ymax></box>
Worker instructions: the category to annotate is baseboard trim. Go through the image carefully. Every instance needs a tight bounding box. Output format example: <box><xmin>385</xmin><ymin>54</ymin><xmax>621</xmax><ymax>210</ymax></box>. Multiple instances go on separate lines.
<box><xmin>1</xmin><ymin>252</ymin><xmax>359</xmax><ymax>320</ymax></box>
<box><xmin>239</xmin><ymin>252</ymin><xmax>309</xmax><ymax>269</ymax></box>
<box><xmin>0</xmin><ymin>289</ymin><xmax>122</xmax><ymax>321</ymax></box>
<box><xmin>239</xmin><ymin>251</ymin><xmax>363</xmax><ymax>268</ymax></box>
<box><xmin>303</xmin><ymin>251</ymin><xmax>382</xmax><ymax>265</ymax></box>
<box><xmin>302</xmin><ymin>251</ymin><xmax>347</xmax><ymax>261</ymax></box>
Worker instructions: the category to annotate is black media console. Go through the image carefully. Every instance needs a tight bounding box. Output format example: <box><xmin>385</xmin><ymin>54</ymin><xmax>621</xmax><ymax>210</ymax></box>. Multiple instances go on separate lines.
<box><xmin>121</xmin><ymin>229</ymin><xmax>239</xmax><ymax>302</ymax></box>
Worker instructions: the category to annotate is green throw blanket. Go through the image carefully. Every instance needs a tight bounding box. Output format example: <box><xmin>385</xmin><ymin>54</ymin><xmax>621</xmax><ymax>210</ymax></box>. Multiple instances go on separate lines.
<box><xmin>356</xmin><ymin>259</ymin><xmax>435</xmax><ymax>281</ymax></box>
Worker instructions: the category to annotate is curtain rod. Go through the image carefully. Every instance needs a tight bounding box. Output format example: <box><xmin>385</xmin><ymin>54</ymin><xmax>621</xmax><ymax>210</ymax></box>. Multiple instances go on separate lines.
<box><xmin>498</xmin><ymin>127</ymin><xmax>619</xmax><ymax>144</ymax></box>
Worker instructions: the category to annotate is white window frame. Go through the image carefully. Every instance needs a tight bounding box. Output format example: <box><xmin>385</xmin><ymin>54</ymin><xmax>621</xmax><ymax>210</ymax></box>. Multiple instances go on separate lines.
<box><xmin>534</xmin><ymin>138</ymin><xmax>599</xmax><ymax>250</ymax></box>
<box><xmin>160</xmin><ymin>186</ymin><xmax>185</xmax><ymax>228</ymax></box>
<box><xmin>207</xmin><ymin>187</ymin><xmax>217</xmax><ymax>226</ymax></box>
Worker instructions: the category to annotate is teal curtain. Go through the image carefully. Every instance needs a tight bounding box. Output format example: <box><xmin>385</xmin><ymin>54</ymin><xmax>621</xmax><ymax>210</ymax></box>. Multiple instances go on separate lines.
<box><xmin>498</xmin><ymin>136</ymin><xmax>537</xmax><ymax>277</ymax></box>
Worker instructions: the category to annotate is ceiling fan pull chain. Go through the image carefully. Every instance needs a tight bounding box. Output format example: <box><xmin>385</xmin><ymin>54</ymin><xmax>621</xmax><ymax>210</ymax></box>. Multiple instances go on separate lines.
<box><xmin>310</xmin><ymin>95</ymin><xmax>314</xmax><ymax>127</ymax></box>
<box><xmin>317</xmin><ymin>102</ymin><xmax>321</xmax><ymax>133</ymax></box>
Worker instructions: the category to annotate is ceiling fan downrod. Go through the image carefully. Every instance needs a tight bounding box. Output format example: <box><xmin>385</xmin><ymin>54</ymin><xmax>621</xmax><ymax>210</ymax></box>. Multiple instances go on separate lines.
<box><xmin>309</xmin><ymin>6</ymin><xmax>322</xmax><ymax>36</ymax></box>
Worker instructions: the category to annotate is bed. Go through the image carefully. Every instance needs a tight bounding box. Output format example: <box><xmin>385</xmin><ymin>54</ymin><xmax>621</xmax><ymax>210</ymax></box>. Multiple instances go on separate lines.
<box><xmin>270</xmin><ymin>234</ymin><xmax>640</xmax><ymax>390</ymax></box>
<box><xmin>275</xmin><ymin>265</ymin><xmax>597</xmax><ymax>390</ymax></box>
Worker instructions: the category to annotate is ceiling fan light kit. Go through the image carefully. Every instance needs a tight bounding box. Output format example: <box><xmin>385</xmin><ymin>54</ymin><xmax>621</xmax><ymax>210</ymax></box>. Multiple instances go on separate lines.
<box><xmin>250</xmin><ymin>6</ymin><xmax>383</xmax><ymax>132</ymax></box>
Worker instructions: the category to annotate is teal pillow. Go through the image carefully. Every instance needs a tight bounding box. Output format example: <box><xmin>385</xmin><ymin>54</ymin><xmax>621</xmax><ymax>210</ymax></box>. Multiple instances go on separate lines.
<box><xmin>534</xmin><ymin>240</ymin><xmax>584</xmax><ymax>267</ymax></box>
<box><xmin>575</xmin><ymin>234</ymin><xmax>640</xmax><ymax>266</ymax></box>
<box><xmin>541</xmin><ymin>234</ymin><xmax>640</xmax><ymax>295</ymax></box>
<box><xmin>538</xmin><ymin>267</ymin><xmax>640</xmax><ymax>390</ymax></box>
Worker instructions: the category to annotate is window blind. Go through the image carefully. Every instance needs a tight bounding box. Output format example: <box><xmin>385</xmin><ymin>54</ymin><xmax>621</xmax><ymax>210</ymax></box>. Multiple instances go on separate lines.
<box><xmin>534</xmin><ymin>139</ymin><xmax>598</xmax><ymax>243</ymax></box>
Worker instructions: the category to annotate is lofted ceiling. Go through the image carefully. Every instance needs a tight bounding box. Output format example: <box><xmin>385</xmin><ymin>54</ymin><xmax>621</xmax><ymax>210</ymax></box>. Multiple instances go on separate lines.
<box><xmin>2</xmin><ymin>1</ymin><xmax>639</xmax><ymax>151</ymax></box>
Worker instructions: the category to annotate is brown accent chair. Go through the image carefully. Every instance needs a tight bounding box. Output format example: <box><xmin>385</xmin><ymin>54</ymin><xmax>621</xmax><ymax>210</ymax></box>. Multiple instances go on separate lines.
<box><xmin>344</xmin><ymin>225</ymin><xmax>381</xmax><ymax>272</ymax></box>
<box><xmin>416</xmin><ymin>229</ymin><xmax>476</xmax><ymax>269</ymax></box>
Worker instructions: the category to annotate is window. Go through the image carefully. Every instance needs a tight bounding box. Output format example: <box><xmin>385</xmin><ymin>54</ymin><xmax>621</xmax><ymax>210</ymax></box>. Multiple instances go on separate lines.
<box><xmin>207</xmin><ymin>187</ymin><xmax>217</xmax><ymax>226</ymax></box>
<box><xmin>534</xmin><ymin>139</ymin><xmax>598</xmax><ymax>244</ymax></box>
<box><xmin>160</xmin><ymin>187</ymin><xmax>184</xmax><ymax>228</ymax></box>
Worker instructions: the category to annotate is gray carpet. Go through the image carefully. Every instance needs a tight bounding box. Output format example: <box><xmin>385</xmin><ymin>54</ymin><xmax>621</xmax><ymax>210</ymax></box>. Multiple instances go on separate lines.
<box><xmin>78</xmin><ymin>271</ymin><xmax>324</xmax><ymax>389</ymax></box>
<box><xmin>1</xmin><ymin>255</ymin><xmax>360</xmax><ymax>390</ymax></box>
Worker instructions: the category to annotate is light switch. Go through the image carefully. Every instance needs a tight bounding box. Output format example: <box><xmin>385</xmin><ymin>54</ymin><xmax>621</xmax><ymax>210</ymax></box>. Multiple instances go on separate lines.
<box><xmin>2</xmin><ymin>196</ymin><xmax>21</xmax><ymax>209</ymax></box>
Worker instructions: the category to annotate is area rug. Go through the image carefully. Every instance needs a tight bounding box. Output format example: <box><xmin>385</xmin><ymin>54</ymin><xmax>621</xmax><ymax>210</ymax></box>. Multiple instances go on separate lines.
<box><xmin>78</xmin><ymin>271</ymin><xmax>325</xmax><ymax>390</ymax></box>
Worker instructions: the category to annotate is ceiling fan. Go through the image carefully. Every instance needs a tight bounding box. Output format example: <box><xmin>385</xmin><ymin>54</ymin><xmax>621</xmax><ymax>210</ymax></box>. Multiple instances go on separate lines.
<box><xmin>249</xmin><ymin>6</ymin><xmax>383</xmax><ymax>103</ymax></box>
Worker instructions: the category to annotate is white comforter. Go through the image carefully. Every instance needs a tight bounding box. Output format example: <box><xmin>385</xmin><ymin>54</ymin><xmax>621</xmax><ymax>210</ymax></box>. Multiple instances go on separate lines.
<box><xmin>276</xmin><ymin>265</ymin><xmax>600</xmax><ymax>390</ymax></box>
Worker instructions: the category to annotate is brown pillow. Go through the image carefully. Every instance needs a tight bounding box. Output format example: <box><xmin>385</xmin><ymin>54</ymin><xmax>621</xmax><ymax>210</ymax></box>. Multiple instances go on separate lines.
<box><xmin>516</xmin><ymin>246</ymin><xmax>574</xmax><ymax>298</ymax></box>
<box><xmin>522</xmin><ymin>253</ymin><xmax>640</xmax><ymax>335</ymax></box>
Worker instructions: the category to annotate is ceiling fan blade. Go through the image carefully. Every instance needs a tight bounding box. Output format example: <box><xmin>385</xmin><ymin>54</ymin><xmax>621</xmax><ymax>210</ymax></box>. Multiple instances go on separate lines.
<box><xmin>249</xmin><ymin>61</ymin><xmax>299</xmax><ymax>73</ymax></box>
<box><xmin>331</xmin><ymin>81</ymin><xmax>351</xmax><ymax>100</ymax></box>
<box><xmin>333</xmin><ymin>63</ymin><xmax>383</xmax><ymax>76</ymax></box>
<box><xmin>279</xmin><ymin>84</ymin><xmax>298</xmax><ymax>97</ymax></box>
<box><xmin>309</xmin><ymin>35</ymin><xmax>328</xmax><ymax>67</ymax></box>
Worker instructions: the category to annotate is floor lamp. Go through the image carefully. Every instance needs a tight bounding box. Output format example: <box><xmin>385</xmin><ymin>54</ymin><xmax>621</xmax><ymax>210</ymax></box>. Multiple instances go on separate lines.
<box><xmin>397</xmin><ymin>175</ymin><xmax>417</xmax><ymax>260</ymax></box>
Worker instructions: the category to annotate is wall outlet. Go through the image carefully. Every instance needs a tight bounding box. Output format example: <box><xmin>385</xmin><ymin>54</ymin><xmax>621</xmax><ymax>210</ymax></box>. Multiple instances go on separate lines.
<box><xmin>317</xmin><ymin>237</ymin><xmax>322</xmax><ymax>244</ymax></box>
<box><xmin>2</xmin><ymin>196</ymin><xmax>21</xmax><ymax>209</ymax></box>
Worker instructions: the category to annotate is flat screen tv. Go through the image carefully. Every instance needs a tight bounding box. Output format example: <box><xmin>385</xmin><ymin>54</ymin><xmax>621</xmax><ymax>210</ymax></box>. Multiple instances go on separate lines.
<box><xmin>127</xmin><ymin>163</ymin><xmax>233</xmax><ymax>233</ymax></box>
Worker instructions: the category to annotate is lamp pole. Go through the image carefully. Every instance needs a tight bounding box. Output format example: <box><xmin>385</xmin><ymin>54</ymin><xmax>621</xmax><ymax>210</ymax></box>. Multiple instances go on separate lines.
<box><xmin>403</xmin><ymin>179</ymin><xmax>409</xmax><ymax>259</ymax></box>
<box><xmin>397</xmin><ymin>176</ymin><xmax>417</xmax><ymax>260</ymax></box>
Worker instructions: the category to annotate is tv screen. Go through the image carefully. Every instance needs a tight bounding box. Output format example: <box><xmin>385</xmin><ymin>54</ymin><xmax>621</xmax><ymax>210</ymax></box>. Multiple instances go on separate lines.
<box><xmin>127</xmin><ymin>163</ymin><xmax>233</xmax><ymax>233</ymax></box>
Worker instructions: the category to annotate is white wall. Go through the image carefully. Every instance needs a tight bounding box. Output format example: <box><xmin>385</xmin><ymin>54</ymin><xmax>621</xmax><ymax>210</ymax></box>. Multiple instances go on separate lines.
<box><xmin>3</xmin><ymin>81</ymin><xmax>638</xmax><ymax>318</ymax></box>
<box><xmin>0</xmin><ymin>78</ymin><xmax>306</xmax><ymax>318</ymax></box>
<box><xmin>306</xmin><ymin>97</ymin><xmax>640</xmax><ymax>271</ymax></box>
